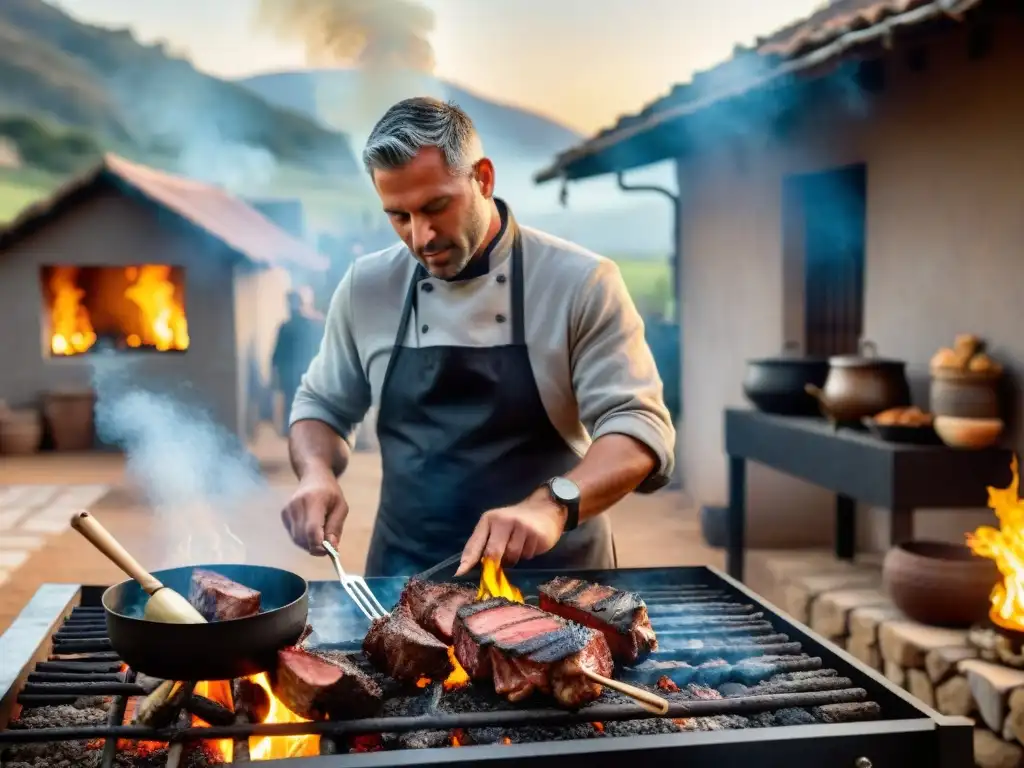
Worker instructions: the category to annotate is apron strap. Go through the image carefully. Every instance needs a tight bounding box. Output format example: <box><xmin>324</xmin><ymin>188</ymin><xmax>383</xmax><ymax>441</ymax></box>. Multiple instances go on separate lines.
<box><xmin>510</xmin><ymin>225</ymin><xmax>526</xmax><ymax>346</ymax></box>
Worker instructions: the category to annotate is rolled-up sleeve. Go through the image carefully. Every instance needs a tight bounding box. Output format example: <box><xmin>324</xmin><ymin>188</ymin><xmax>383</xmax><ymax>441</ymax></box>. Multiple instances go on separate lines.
<box><xmin>288</xmin><ymin>268</ymin><xmax>371</xmax><ymax>446</ymax></box>
<box><xmin>570</xmin><ymin>259</ymin><xmax>676</xmax><ymax>492</ymax></box>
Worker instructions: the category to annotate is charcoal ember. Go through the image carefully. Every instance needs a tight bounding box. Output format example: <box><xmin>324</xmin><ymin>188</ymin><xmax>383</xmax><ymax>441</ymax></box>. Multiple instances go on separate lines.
<box><xmin>466</xmin><ymin>726</ymin><xmax>509</xmax><ymax>745</ymax></box>
<box><xmin>717</xmin><ymin>682</ymin><xmax>749</xmax><ymax>697</ymax></box>
<box><xmin>769</xmin><ymin>707</ymin><xmax>819</xmax><ymax>727</ymax></box>
<box><xmin>602</xmin><ymin>718</ymin><xmax>683</xmax><ymax>737</ymax></box>
<box><xmin>678</xmin><ymin>715</ymin><xmax>749</xmax><ymax>731</ymax></box>
<box><xmin>811</xmin><ymin>702</ymin><xmax>881</xmax><ymax>723</ymax></box>
<box><xmin>2</xmin><ymin>743</ymin><xmax>215</xmax><ymax>768</ymax></box>
<box><xmin>729</xmin><ymin>661</ymin><xmax>779</xmax><ymax>685</ymax></box>
<box><xmin>508</xmin><ymin>723</ymin><xmax>604</xmax><ymax>742</ymax></box>
<box><xmin>439</xmin><ymin>685</ymin><xmax>515</xmax><ymax>713</ymax></box>
<box><xmin>687</xmin><ymin>684</ymin><xmax>723</xmax><ymax>700</ymax></box>
<box><xmin>398</xmin><ymin>729</ymin><xmax>450</xmax><ymax>749</ymax></box>
<box><xmin>10</xmin><ymin>702</ymin><xmax>107</xmax><ymax>728</ymax></box>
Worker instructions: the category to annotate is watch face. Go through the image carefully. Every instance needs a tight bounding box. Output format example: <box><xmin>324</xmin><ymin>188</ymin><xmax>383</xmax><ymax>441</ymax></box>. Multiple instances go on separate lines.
<box><xmin>550</xmin><ymin>477</ymin><xmax>580</xmax><ymax>503</ymax></box>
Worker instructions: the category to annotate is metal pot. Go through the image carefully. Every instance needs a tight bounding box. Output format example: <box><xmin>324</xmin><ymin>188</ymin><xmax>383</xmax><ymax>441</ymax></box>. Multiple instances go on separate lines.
<box><xmin>804</xmin><ymin>339</ymin><xmax>911</xmax><ymax>423</ymax></box>
<box><xmin>743</xmin><ymin>341</ymin><xmax>830</xmax><ymax>416</ymax></box>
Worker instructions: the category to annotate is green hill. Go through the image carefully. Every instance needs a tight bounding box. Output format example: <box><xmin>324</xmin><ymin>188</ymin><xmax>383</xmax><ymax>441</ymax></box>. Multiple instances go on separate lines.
<box><xmin>0</xmin><ymin>0</ymin><xmax>364</xmax><ymax>223</ymax></box>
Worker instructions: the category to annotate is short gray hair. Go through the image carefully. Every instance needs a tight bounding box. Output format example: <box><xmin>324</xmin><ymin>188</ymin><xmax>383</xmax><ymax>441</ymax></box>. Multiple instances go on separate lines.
<box><xmin>362</xmin><ymin>97</ymin><xmax>484</xmax><ymax>177</ymax></box>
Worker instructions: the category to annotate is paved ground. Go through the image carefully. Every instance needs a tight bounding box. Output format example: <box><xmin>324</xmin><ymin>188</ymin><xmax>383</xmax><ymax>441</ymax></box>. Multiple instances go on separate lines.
<box><xmin>0</xmin><ymin>428</ymin><xmax>723</xmax><ymax>632</ymax></box>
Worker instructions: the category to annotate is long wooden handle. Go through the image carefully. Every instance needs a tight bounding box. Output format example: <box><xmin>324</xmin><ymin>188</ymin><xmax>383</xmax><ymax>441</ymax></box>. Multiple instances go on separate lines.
<box><xmin>582</xmin><ymin>669</ymin><xmax>669</xmax><ymax>715</ymax></box>
<box><xmin>71</xmin><ymin>511</ymin><xmax>164</xmax><ymax>595</ymax></box>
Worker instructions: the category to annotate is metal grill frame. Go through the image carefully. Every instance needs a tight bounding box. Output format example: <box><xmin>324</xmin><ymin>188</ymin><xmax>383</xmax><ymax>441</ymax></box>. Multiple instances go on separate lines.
<box><xmin>0</xmin><ymin>566</ymin><xmax>973</xmax><ymax>767</ymax></box>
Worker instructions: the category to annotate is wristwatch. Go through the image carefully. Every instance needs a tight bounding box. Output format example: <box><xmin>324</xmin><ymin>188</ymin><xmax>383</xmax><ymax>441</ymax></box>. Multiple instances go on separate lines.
<box><xmin>546</xmin><ymin>477</ymin><xmax>581</xmax><ymax>532</ymax></box>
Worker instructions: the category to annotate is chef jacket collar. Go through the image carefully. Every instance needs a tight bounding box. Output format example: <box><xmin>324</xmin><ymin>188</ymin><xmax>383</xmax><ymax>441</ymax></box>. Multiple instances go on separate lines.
<box><xmin>447</xmin><ymin>198</ymin><xmax>512</xmax><ymax>282</ymax></box>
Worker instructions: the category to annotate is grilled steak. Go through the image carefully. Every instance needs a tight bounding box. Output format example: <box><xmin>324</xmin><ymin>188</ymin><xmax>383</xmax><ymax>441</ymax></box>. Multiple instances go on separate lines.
<box><xmin>539</xmin><ymin>576</ymin><xmax>658</xmax><ymax>664</ymax></box>
<box><xmin>452</xmin><ymin>598</ymin><xmax>613</xmax><ymax>707</ymax></box>
<box><xmin>188</xmin><ymin>569</ymin><xmax>261</xmax><ymax>621</ymax></box>
<box><xmin>363</xmin><ymin>604</ymin><xmax>453</xmax><ymax>683</ymax></box>
<box><xmin>398</xmin><ymin>579</ymin><xmax>476</xmax><ymax>643</ymax></box>
<box><xmin>273</xmin><ymin>646</ymin><xmax>383</xmax><ymax>720</ymax></box>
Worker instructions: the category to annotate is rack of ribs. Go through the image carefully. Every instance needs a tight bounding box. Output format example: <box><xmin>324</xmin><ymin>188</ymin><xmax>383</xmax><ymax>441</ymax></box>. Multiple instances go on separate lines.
<box><xmin>539</xmin><ymin>577</ymin><xmax>658</xmax><ymax>664</ymax></box>
<box><xmin>452</xmin><ymin>598</ymin><xmax>613</xmax><ymax>708</ymax></box>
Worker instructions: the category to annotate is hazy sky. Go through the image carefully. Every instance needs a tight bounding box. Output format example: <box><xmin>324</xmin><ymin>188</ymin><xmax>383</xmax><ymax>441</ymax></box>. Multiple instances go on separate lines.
<box><xmin>51</xmin><ymin>0</ymin><xmax>822</xmax><ymax>134</ymax></box>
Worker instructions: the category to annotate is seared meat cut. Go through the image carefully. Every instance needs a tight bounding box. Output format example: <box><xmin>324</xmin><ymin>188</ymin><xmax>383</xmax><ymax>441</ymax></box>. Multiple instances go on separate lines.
<box><xmin>539</xmin><ymin>576</ymin><xmax>657</xmax><ymax>664</ymax></box>
<box><xmin>363</xmin><ymin>604</ymin><xmax>453</xmax><ymax>683</ymax></box>
<box><xmin>188</xmin><ymin>569</ymin><xmax>261</xmax><ymax>621</ymax></box>
<box><xmin>273</xmin><ymin>646</ymin><xmax>383</xmax><ymax>720</ymax></box>
<box><xmin>398</xmin><ymin>579</ymin><xmax>476</xmax><ymax>643</ymax></box>
<box><xmin>452</xmin><ymin>598</ymin><xmax>612</xmax><ymax>707</ymax></box>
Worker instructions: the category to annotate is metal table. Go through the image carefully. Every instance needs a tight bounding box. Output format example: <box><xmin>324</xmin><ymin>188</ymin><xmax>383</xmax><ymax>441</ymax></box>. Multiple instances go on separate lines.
<box><xmin>724</xmin><ymin>408</ymin><xmax>1014</xmax><ymax>581</ymax></box>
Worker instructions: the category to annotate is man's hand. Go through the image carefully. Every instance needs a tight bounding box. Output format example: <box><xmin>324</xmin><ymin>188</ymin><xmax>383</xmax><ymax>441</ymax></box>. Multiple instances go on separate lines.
<box><xmin>281</xmin><ymin>469</ymin><xmax>348</xmax><ymax>555</ymax></box>
<box><xmin>455</xmin><ymin>496</ymin><xmax>566</xmax><ymax>576</ymax></box>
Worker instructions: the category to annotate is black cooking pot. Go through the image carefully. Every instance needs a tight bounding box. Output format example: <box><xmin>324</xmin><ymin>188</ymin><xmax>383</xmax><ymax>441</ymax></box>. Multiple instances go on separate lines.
<box><xmin>743</xmin><ymin>342</ymin><xmax>830</xmax><ymax>416</ymax></box>
<box><xmin>103</xmin><ymin>564</ymin><xmax>309</xmax><ymax>681</ymax></box>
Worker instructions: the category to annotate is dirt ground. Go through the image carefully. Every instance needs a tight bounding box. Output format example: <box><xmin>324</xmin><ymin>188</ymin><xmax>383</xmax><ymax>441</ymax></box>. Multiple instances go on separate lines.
<box><xmin>0</xmin><ymin>427</ymin><xmax>723</xmax><ymax>632</ymax></box>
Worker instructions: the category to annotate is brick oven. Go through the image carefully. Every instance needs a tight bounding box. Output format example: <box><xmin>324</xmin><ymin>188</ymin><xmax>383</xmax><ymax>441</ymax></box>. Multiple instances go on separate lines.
<box><xmin>0</xmin><ymin>154</ymin><xmax>328</xmax><ymax>441</ymax></box>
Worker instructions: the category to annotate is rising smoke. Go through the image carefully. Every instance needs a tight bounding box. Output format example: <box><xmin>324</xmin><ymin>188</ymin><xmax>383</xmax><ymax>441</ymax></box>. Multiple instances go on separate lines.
<box><xmin>91</xmin><ymin>358</ymin><xmax>267</xmax><ymax>567</ymax></box>
<box><xmin>254</xmin><ymin>0</ymin><xmax>441</xmax><ymax>144</ymax></box>
<box><xmin>255</xmin><ymin>0</ymin><xmax>436</xmax><ymax>73</ymax></box>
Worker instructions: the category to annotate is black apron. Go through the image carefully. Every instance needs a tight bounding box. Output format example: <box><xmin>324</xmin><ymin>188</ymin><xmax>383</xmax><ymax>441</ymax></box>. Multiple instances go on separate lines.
<box><xmin>365</xmin><ymin>208</ymin><xmax>615</xmax><ymax>577</ymax></box>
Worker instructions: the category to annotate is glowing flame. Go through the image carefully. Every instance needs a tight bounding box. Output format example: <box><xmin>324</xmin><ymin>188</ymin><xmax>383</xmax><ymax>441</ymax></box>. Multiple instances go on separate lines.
<box><xmin>967</xmin><ymin>456</ymin><xmax>1024</xmax><ymax>631</ymax></box>
<box><xmin>443</xmin><ymin>645</ymin><xmax>470</xmax><ymax>690</ymax></box>
<box><xmin>193</xmin><ymin>680</ymin><xmax>234</xmax><ymax>762</ymax></box>
<box><xmin>48</xmin><ymin>266</ymin><xmax>96</xmax><ymax>356</ymax></box>
<box><xmin>124</xmin><ymin>265</ymin><xmax>189</xmax><ymax>351</ymax></box>
<box><xmin>188</xmin><ymin>674</ymin><xmax>318</xmax><ymax>761</ymax></box>
<box><xmin>248</xmin><ymin>673</ymin><xmax>319</xmax><ymax>760</ymax></box>
<box><xmin>45</xmin><ymin>265</ymin><xmax>188</xmax><ymax>355</ymax></box>
<box><xmin>441</xmin><ymin>558</ymin><xmax>525</xmax><ymax>690</ymax></box>
<box><xmin>477</xmin><ymin>557</ymin><xmax>524</xmax><ymax>603</ymax></box>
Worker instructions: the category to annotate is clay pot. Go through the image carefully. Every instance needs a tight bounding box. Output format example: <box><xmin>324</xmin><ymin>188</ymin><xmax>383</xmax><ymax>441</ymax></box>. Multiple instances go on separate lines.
<box><xmin>0</xmin><ymin>409</ymin><xmax>43</xmax><ymax>455</ymax></box>
<box><xmin>743</xmin><ymin>341</ymin><xmax>831</xmax><ymax>416</ymax></box>
<box><xmin>930</xmin><ymin>369</ymin><xmax>1002</xmax><ymax>419</ymax></box>
<box><xmin>43</xmin><ymin>389</ymin><xmax>97</xmax><ymax>451</ymax></box>
<box><xmin>804</xmin><ymin>340</ymin><xmax>911</xmax><ymax>424</ymax></box>
<box><xmin>883</xmin><ymin>540</ymin><xmax>999</xmax><ymax>627</ymax></box>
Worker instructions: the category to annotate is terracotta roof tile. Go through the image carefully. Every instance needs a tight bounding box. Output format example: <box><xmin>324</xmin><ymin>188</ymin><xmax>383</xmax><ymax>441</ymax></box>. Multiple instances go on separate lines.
<box><xmin>536</xmin><ymin>0</ymin><xmax>990</xmax><ymax>181</ymax></box>
<box><xmin>0</xmin><ymin>153</ymin><xmax>329</xmax><ymax>272</ymax></box>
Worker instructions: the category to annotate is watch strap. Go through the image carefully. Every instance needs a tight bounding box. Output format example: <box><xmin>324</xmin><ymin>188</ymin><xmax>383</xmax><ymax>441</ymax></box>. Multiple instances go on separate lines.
<box><xmin>547</xmin><ymin>477</ymin><xmax>580</xmax><ymax>532</ymax></box>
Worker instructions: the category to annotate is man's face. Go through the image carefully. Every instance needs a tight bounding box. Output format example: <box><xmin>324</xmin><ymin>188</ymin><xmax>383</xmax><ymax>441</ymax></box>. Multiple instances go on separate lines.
<box><xmin>373</xmin><ymin>147</ymin><xmax>495</xmax><ymax>280</ymax></box>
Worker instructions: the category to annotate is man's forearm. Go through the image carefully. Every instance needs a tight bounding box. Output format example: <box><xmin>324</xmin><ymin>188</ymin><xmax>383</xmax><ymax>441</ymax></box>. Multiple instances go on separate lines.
<box><xmin>289</xmin><ymin>419</ymin><xmax>351</xmax><ymax>480</ymax></box>
<box><xmin>528</xmin><ymin>434</ymin><xmax>657</xmax><ymax>522</ymax></box>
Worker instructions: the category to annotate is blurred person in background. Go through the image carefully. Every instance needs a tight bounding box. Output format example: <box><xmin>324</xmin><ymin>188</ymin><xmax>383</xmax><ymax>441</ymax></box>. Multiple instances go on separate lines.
<box><xmin>271</xmin><ymin>287</ymin><xmax>325</xmax><ymax>434</ymax></box>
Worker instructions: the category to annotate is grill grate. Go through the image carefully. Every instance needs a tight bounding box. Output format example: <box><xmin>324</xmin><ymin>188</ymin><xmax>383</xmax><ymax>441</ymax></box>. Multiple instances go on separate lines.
<box><xmin>0</xmin><ymin>569</ymin><xmax>951</xmax><ymax>767</ymax></box>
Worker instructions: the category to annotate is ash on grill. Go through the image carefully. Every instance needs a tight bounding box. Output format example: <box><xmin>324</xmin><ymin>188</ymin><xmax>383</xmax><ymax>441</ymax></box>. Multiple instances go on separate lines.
<box><xmin>1</xmin><ymin>582</ymin><xmax>882</xmax><ymax>765</ymax></box>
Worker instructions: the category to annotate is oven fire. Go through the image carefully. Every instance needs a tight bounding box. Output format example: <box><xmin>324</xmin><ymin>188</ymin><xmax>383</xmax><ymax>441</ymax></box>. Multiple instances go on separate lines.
<box><xmin>43</xmin><ymin>265</ymin><xmax>189</xmax><ymax>356</ymax></box>
<box><xmin>967</xmin><ymin>455</ymin><xmax>1024</xmax><ymax>631</ymax></box>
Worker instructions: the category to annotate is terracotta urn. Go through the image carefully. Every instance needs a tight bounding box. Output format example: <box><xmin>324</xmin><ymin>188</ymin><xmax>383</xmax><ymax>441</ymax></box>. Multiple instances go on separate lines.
<box><xmin>882</xmin><ymin>540</ymin><xmax>999</xmax><ymax>628</ymax></box>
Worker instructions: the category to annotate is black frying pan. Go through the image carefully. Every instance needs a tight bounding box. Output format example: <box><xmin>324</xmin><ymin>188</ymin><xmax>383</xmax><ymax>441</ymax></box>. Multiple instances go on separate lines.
<box><xmin>71</xmin><ymin>510</ymin><xmax>308</xmax><ymax>681</ymax></box>
<box><xmin>103</xmin><ymin>563</ymin><xmax>309</xmax><ymax>681</ymax></box>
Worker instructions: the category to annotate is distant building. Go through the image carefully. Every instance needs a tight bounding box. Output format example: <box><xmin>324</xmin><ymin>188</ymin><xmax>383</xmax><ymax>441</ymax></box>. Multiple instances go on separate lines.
<box><xmin>0</xmin><ymin>153</ymin><xmax>328</xmax><ymax>442</ymax></box>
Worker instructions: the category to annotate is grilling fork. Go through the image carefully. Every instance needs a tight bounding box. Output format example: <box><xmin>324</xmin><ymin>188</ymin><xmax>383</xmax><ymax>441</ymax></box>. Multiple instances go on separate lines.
<box><xmin>322</xmin><ymin>540</ymin><xmax>390</xmax><ymax>621</ymax></box>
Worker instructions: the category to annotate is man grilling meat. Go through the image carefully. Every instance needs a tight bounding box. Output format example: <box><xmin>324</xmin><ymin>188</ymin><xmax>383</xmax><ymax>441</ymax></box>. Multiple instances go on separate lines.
<box><xmin>280</xmin><ymin>97</ymin><xmax>675</xmax><ymax>577</ymax></box>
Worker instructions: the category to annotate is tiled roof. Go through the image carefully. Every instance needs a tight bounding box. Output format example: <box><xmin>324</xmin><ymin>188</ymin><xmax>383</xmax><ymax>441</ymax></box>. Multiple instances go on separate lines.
<box><xmin>0</xmin><ymin>153</ymin><xmax>329</xmax><ymax>272</ymax></box>
<box><xmin>535</xmin><ymin>0</ymin><xmax>989</xmax><ymax>182</ymax></box>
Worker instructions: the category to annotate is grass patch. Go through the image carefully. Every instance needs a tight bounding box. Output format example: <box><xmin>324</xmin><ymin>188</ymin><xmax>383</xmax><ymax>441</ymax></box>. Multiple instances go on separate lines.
<box><xmin>610</xmin><ymin>255</ymin><xmax>673</xmax><ymax>317</ymax></box>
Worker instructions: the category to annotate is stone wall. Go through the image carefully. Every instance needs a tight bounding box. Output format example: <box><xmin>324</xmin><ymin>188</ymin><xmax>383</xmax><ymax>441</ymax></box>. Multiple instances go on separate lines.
<box><xmin>767</xmin><ymin>552</ymin><xmax>1024</xmax><ymax>768</ymax></box>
